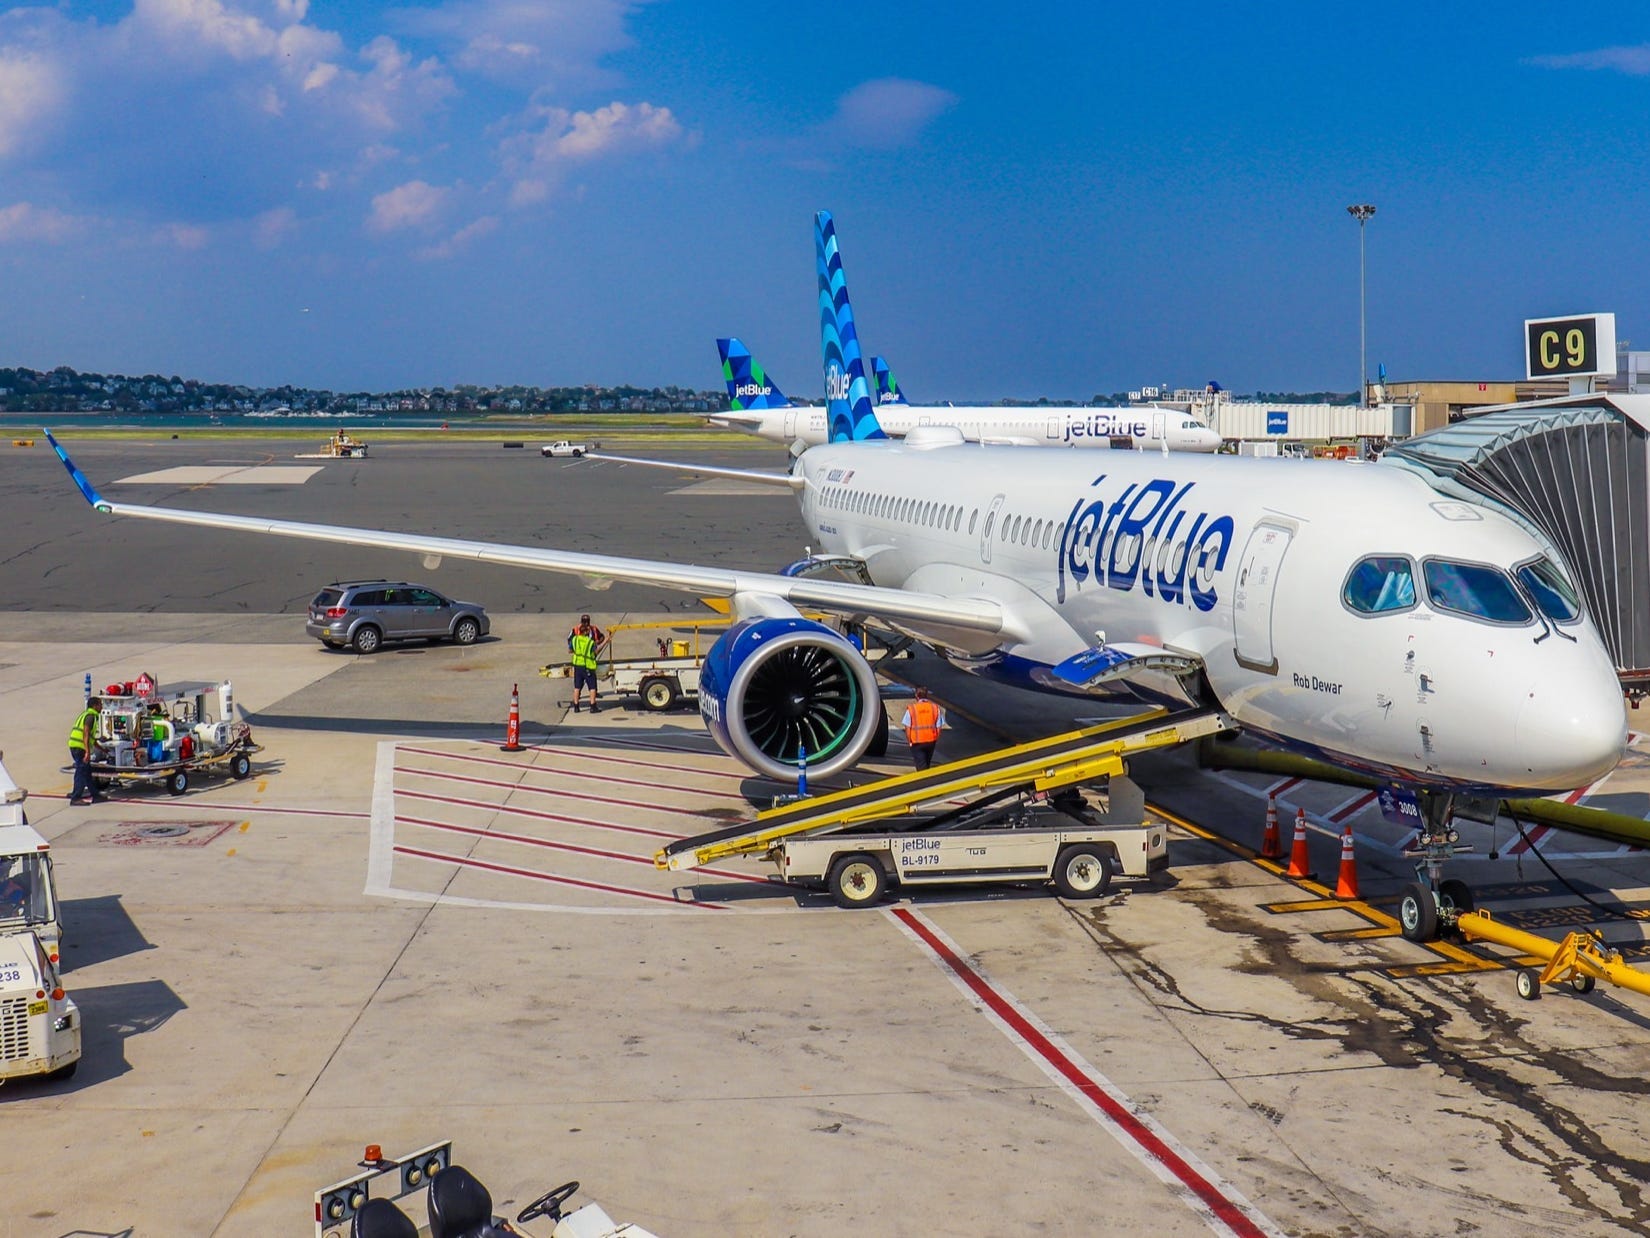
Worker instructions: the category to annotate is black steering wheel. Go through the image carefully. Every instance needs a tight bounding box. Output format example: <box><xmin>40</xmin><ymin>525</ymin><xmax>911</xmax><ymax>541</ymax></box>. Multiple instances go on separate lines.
<box><xmin>517</xmin><ymin>1180</ymin><xmax>580</xmax><ymax>1224</ymax></box>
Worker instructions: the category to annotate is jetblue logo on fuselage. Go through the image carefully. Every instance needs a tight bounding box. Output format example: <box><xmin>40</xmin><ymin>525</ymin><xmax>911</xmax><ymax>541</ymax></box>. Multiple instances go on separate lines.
<box><xmin>1055</xmin><ymin>475</ymin><xmax>1234</xmax><ymax>611</ymax></box>
<box><xmin>1062</xmin><ymin>413</ymin><xmax>1151</xmax><ymax>442</ymax></box>
<box><xmin>735</xmin><ymin>382</ymin><xmax>772</xmax><ymax>398</ymax></box>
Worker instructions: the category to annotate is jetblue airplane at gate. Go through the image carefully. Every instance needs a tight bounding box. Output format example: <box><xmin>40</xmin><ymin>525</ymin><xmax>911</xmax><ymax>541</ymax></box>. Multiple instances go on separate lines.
<box><xmin>711</xmin><ymin>336</ymin><xmax>1223</xmax><ymax>453</ymax></box>
<box><xmin>47</xmin><ymin>211</ymin><xmax>1625</xmax><ymax>804</ymax></box>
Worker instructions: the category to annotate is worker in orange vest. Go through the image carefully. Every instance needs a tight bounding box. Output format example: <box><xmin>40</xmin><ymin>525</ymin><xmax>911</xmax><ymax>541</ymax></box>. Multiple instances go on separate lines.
<box><xmin>900</xmin><ymin>686</ymin><xmax>947</xmax><ymax>771</ymax></box>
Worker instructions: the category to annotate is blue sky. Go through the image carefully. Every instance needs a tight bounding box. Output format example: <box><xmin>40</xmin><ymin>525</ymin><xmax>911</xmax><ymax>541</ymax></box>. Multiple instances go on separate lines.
<box><xmin>1</xmin><ymin>2</ymin><xmax>1647</xmax><ymax>400</ymax></box>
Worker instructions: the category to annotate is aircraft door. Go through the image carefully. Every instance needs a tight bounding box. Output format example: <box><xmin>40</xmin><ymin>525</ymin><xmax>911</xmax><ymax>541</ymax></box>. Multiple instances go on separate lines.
<box><xmin>1231</xmin><ymin>522</ymin><xmax>1294</xmax><ymax>673</ymax></box>
<box><xmin>784</xmin><ymin>410</ymin><xmax>797</xmax><ymax>439</ymax></box>
<box><xmin>980</xmin><ymin>494</ymin><xmax>1006</xmax><ymax>563</ymax></box>
<box><xmin>1152</xmin><ymin>412</ymin><xmax>1166</xmax><ymax>443</ymax></box>
<box><xmin>1047</xmin><ymin>415</ymin><xmax>1060</xmax><ymax>441</ymax></box>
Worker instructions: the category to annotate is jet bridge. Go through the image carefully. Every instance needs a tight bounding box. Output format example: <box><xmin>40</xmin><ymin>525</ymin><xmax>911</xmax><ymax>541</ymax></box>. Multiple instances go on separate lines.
<box><xmin>1383</xmin><ymin>393</ymin><xmax>1650</xmax><ymax>689</ymax></box>
<box><xmin>655</xmin><ymin>706</ymin><xmax>1232</xmax><ymax>871</ymax></box>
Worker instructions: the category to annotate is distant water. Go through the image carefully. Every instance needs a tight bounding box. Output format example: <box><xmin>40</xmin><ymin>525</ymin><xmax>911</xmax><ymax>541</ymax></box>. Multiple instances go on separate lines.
<box><xmin>0</xmin><ymin>411</ymin><xmax>548</xmax><ymax>431</ymax></box>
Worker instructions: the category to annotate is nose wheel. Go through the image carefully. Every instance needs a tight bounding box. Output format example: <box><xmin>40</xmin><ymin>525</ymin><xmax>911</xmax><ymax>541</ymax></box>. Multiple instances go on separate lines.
<box><xmin>1396</xmin><ymin>791</ymin><xmax>1479</xmax><ymax>943</ymax></box>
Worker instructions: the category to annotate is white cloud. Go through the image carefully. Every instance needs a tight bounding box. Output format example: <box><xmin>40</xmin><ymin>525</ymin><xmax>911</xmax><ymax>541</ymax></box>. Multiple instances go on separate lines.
<box><xmin>252</xmin><ymin>205</ymin><xmax>297</xmax><ymax>248</ymax></box>
<box><xmin>500</xmin><ymin>99</ymin><xmax>686</xmax><ymax>205</ymax></box>
<box><xmin>0</xmin><ymin>45</ymin><xmax>67</xmax><ymax>159</ymax></box>
<box><xmin>416</xmin><ymin>213</ymin><xmax>499</xmax><ymax>260</ymax></box>
<box><xmin>367</xmin><ymin>179</ymin><xmax>448</xmax><ymax>233</ymax></box>
<box><xmin>823</xmin><ymin>78</ymin><xmax>957</xmax><ymax>149</ymax></box>
<box><xmin>160</xmin><ymin>221</ymin><xmax>211</xmax><ymax>249</ymax></box>
<box><xmin>1529</xmin><ymin>45</ymin><xmax>1650</xmax><ymax>75</ymax></box>
<box><xmin>0</xmin><ymin>201</ymin><xmax>83</xmax><ymax>243</ymax></box>
<box><xmin>393</xmin><ymin>0</ymin><xmax>632</xmax><ymax>91</ymax></box>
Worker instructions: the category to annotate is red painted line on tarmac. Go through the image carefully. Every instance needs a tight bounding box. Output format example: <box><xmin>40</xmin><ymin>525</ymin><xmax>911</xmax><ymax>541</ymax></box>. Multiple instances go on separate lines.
<box><xmin>393</xmin><ymin>763</ymin><xmax>712</xmax><ymax>818</ymax></box>
<box><xmin>1264</xmin><ymin>776</ymin><xmax>1301</xmax><ymax>800</ymax></box>
<box><xmin>398</xmin><ymin>813</ymin><xmax>767</xmax><ymax>884</ymax></box>
<box><xmin>393</xmin><ymin>844</ymin><xmax>727</xmax><ymax>909</ymax></box>
<box><xmin>1328</xmin><ymin>790</ymin><xmax>1377</xmax><ymax>823</ymax></box>
<box><xmin>398</xmin><ymin>744</ymin><xmax>749</xmax><ymax>801</ymax></box>
<box><xmin>892</xmin><ymin>908</ymin><xmax>1276</xmax><ymax>1238</ymax></box>
<box><xmin>396</xmin><ymin>787</ymin><xmax>683</xmax><ymax>841</ymax></box>
<box><xmin>110</xmin><ymin>799</ymin><xmax>369</xmax><ymax>819</ymax></box>
<box><xmin>1507</xmin><ymin>824</ymin><xmax>1551</xmax><ymax>856</ymax></box>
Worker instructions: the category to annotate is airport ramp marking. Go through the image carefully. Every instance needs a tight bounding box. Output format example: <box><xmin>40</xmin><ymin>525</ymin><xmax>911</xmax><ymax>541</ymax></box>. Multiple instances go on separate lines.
<box><xmin>114</xmin><ymin>465</ymin><xmax>324</xmax><ymax>485</ymax></box>
<box><xmin>393</xmin><ymin>844</ymin><xmax>728</xmax><ymax>908</ymax></box>
<box><xmin>392</xmin><ymin>762</ymin><xmax>718</xmax><ymax>818</ymax></box>
<box><xmin>396</xmin><ymin>786</ymin><xmax>682</xmax><ymax>841</ymax></box>
<box><xmin>669</xmin><ymin>479</ymin><xmax>794</xmax><ymax>496</ymax></box>
<box><xmin>398</xmin><ymin>813</ymin><xmax>766</xmax><ymax>883</ymax></box>
<box><xmin>396</xmin><ymin>745</ymin><xmax>751</xmax><ymax>802</ymax></box>
<box><xmin>891</xmin><ymin>907</ymin><xmax>1283</xmax><ymax>1238</ymax></box>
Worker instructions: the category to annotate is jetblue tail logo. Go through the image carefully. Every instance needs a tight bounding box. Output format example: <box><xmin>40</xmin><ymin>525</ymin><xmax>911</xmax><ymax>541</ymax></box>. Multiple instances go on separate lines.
<box><xmin>815</xmin><ymin>211</ymin><xmax>887</xmax><ymax>443</ymax></box>
<box><xmin>718</xmin><ymin>337</ymin><xmax>790</xmax><ymax>410</ymax></box>
<box><xmin>872</xmin><ymin>356</ymin><xmax>909</xmax><ymax>405</ymax></box>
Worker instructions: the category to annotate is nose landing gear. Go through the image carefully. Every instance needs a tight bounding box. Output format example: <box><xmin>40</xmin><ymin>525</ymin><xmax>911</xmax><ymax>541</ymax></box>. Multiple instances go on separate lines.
<box><xmin>1396</xmin><ymin>791</ymin><xmax>1478</xmax><ymax>943</ymax></box>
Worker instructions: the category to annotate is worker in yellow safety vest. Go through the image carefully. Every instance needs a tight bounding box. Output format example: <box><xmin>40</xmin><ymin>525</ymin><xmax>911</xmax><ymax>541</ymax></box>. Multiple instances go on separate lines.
<box><xmin>67</xmin><ymin>696</ymin><xmax>106</xmax><ymax>805</ymax></box>
<box><xmin>900</xmin><ymin>686</ymin><xmax>947</xmax><ymax>771</ymax></box>
<box><xmin>568</xmin><ymin>614</ymin><xmax>606</xmax><ymax>714</ymax></box>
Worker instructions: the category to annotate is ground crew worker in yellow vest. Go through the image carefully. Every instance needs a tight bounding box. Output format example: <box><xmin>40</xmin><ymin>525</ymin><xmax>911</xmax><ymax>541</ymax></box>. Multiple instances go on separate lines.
<box><xmin>900</xmin><ymin>686</ymin><xmax>947</xmax><ymax>771</ymax></box>
<box><xmin>67</xmin><ymin>696</ymin><xmax>106</xmax><ymax>805</ymax></box>
<box><xmin>568</xmin><ymin>614</ymin><xmax>606</xmax><ymax>714</ymax></box>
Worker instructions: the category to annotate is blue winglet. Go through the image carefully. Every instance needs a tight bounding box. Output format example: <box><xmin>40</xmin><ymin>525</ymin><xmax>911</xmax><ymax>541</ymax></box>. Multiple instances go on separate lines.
<box><xmin>44</xmin><ymin>429</ymin><xmax>111</xmax><ymax>512</ymax></box>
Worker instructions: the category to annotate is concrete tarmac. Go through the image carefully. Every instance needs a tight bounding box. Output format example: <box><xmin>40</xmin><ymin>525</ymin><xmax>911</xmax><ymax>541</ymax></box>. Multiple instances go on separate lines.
<box><xmin>5</xmin><ymin>436</ymin><xmax>1650</xmax><ymax>1236</ymax></box>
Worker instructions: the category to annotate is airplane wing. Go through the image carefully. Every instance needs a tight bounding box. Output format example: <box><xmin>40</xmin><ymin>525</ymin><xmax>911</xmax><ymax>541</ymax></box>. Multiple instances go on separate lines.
<box><xmin>46</xmin><ymin>432</ymin><xmax>1014</xmax><ymax>638</ymax></box>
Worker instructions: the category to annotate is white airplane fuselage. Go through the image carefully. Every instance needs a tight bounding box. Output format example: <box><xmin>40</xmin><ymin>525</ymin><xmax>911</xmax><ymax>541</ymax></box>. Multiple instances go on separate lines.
<box><xmin>794</xmin><ymin>437</ymin><xmax>1625</xmax><ymax>795</ymax></box>
<box><xmin>718</xmin><ymin>404</ymin><xmax>1223</xmax><ymax>452</ymax></box>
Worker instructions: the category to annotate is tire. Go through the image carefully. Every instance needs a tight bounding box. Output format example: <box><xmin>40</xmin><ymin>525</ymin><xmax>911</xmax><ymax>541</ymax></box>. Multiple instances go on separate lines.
<box><xmin>639</xmin><ymin>676</ymin><xmax>679</xmax><ymax>712</ymax></box>
<box><xmin>230</xmin><ymin>753</ymin><xmax>252</xmax><ymax>780</ymax></box>
<box><xmin>167</xmin><ymin>769</ymin><xmax>189</xmax><ymax>796</ymax></box>
<box><xmin>571</xmin><ymin>448</ymin><xmax>583</xmax><ymax>458</ymax></box>
<box><xmin>1398</xmin><ymin>880</ymin><xmax>1438</xmax><ymax>942</ymax></box>
<box><xmin>452</xmin><ymin>616</ymin><xmax>481</xmax><ymax>646</ymax></box>
<box><xmin>1438</xmin><ymin>878</ymin><xmax>1474</xmax><ymax>938</ymax></box>
<box><xmin>828</xmin><ymin>853</ymin><xmax>887</xmax><ymax>909</ymax></box>
<box><xmin>351</xmin><ymin>625</ymin><xmax>382</xmax><ymax>654</ymax></box>
<box><xmin>1570</xmin><ymin>973</ymin><xmax>1597</xmax><ymax>995</ymax></box>
<box><xmin>1516</xmin><ymin>969</ymin><xmax>1541</xmax><ymax>1001</ymax></box>
<box><xmin>1052</xmin><ymin>844</ymin><xmax>1113</xmax><ymax>899</ymax></box>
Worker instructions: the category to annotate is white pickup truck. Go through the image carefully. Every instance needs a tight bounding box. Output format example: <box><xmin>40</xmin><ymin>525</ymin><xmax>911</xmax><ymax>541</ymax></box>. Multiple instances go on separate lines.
<box><xmin>540</xmin><ymin>440</ymin><xmax>590</xmax><ymax>458</ymax></box>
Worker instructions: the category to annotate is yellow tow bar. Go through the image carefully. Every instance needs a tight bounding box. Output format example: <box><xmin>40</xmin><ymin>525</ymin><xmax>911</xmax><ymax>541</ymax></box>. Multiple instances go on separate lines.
<box><xmin>1456</xmin><ymin>910</ymin><xmax>1650</xmax><ymax>1001</ymax></box>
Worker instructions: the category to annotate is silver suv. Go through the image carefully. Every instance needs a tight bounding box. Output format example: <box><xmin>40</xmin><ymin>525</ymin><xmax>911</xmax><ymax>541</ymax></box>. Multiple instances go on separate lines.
<box><xmin>306</xmin><ymin>581</ymin><xmax>491</xmax><ymax>654</ymax></box>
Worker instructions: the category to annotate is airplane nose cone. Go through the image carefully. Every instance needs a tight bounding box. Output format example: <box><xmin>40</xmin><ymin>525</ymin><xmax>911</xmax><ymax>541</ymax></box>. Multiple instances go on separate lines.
<box><xmin>1513</xmin><ymin>663</ymin><xmax>1627</xmax><ymax>790</ymax></box>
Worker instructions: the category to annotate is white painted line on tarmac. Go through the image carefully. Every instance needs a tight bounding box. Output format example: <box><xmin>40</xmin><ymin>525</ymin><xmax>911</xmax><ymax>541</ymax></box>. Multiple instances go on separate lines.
<box><xmin>394</xmin><ymin>844</ymin><xmax>729</xmax><ymax>909</ymax></box>
<box><xmin>890</xmin><ymin>907</ymin><xmax>1284</xmax><ymax>1238</ymax></box>
<box><xmin>395</xmin><ymin>785</ymin><xmax>683</xmax><ymax>841</ymax></box>
<box><xmin>391</xmin><ymin>761</ymin><xmax>717</xmax><ymax>817</ymax></box>
<box><xmin>365</xmin><ymin>739</ymin><xmax>398</xmax><ymax>897</ymax></box>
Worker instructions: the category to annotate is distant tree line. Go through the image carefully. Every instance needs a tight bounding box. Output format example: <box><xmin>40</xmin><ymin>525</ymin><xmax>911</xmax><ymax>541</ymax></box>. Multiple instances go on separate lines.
<box><xmin>0</xmin><ymin>365</ymin><xmax>729</xmax><ymax>415</ymax></box>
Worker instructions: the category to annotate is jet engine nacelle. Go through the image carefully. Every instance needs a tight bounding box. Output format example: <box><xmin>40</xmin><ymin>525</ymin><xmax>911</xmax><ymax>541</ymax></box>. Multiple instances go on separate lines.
<box><xmin>698</xmin><ymin>616</ymin><xmax>883</xmax><ymax>781</ymax></box>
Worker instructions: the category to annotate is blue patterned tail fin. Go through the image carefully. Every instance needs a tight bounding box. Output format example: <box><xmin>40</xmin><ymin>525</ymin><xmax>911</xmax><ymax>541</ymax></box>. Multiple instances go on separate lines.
<box><xmin>815</xmin><ymin>211</ymin><xmax>887</xmax><ymax>443</ymax></box>
<box><xmin>718</xmin><ymin>337</ymin><xmax>790</xmax><ymax>409</ymax></box>
<box><xmin>872</xmin><ymin>356</ymin><xmax>910</xmax><ymax>405</ymax></box>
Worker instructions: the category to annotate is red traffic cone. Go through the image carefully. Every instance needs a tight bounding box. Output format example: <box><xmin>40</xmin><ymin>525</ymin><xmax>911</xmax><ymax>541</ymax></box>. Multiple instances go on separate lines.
<box><xmin>500</xmin><ymin>682</ymin><xmax>524</xmax><ymax>752</ymax></box>
<box><xmin>1259</xmin><ymin>795</ymin><xmax>1282</xmax><ymax>860</ymax></box>
<box><xmin>1334</xmin><ymin>825</ymin><xmax>1360</xmax><ymax>899</ymax></box>
<box><xmin>1285</xmin><ymin>806</ymin><xmax>1312</xmax><ymax>879</ymax></box>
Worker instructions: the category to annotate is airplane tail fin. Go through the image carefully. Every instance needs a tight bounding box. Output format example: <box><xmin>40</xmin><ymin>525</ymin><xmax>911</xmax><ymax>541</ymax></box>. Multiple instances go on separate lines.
<box><xmin>815</xmin><ymin>211</ymin><xmax>887</xmax><ymax>443</ymax></box>
<box><xmin>718</xmin><ymin>337</ymin><xmax>790</xmax><ymax>410</ymax></box>
<box><xmin>872</xmin><ymin>356</ymin><xmax>910</xmax><ymax>405</ymax></box>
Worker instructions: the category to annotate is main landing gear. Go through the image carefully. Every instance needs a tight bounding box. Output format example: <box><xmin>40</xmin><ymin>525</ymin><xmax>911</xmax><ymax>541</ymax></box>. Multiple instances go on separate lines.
<box><xmin>1396</xmin><ymin>791</ymin><xmax>1478</xmax><ymax>943</ymax></box>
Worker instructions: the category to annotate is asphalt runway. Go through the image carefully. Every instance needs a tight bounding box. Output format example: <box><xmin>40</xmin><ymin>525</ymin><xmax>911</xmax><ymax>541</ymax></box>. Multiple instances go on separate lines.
<box><xmin>4</xmin><ymin>434</ymin><xmax>806</xmax><ymax>615</ymax></box>
<box><xmin>7</xmin><ymin>434</ymin><xmax>1650</xmax><ymax>1236</ymax></box>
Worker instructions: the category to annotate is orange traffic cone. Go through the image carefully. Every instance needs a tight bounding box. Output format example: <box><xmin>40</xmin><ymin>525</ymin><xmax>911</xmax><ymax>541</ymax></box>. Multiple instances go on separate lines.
<box><xmin>1259</xmin><ymin>796</ymin><xmax>1282</xmax><ymax>860</ymax></box>
<box><xmin>500</xmin><ymin>682</ymin><xmax>524</xmax><ymax>752</ymax></box>
<box><xmin>1334</xmin><ymin>825</ymin><xmax>1360</xmax><ymax>899</ymax></box>
<box><xmin>1285</xmin><ymin>806</ymin><xmax>1311</xmax><ymax>879</ymax></box>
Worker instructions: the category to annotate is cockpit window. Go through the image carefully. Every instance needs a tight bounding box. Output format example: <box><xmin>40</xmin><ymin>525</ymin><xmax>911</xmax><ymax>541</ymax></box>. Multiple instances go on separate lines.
<box><xmin>1343</xmin><ymin>556</ymin><xmax>1416</xmax><ymax>613</ymax></box>
<box><xmin>1423</xmin><ymin>559</ymin><xmax>1532</xmax><ymax>625</ymax></box>
<box><xmin>1516</xmin><ymin>557</ymin><xmax>1581</xmax><ymax>623</ymax></box>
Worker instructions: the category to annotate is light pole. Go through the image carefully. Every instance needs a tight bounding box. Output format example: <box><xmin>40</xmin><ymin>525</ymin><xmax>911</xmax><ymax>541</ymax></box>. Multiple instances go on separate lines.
<box><xmin>1347</xmin><ymin>204</ymin><xmax>1376</xmax><ymax>405</ymax></box>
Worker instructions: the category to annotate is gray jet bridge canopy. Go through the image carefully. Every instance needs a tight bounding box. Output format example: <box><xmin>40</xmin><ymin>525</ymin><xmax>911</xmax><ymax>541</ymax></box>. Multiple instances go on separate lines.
<box><xmin>1382</xmin><ymin>393</ymin><xmax>1650</xmax><ymax>689</ymax></box>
